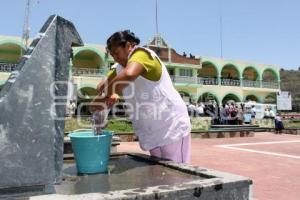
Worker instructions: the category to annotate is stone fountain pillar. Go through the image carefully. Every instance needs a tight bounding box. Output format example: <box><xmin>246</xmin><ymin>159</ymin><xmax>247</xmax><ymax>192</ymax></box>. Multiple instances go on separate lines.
<box><xmin>0</xmin><ymin>15</ymin><xmax>83</xmax><ymax>194</ymax></box>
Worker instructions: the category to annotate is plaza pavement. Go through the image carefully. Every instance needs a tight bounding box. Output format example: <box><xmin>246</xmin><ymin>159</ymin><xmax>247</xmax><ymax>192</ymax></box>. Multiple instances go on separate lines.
<box><xmin>117</xmin><ymin>132</ymin><xmax>300</xmax><ymax>200</ymax></box>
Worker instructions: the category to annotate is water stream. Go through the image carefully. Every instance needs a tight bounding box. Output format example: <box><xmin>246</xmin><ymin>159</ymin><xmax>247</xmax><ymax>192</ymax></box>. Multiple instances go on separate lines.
<box><xmin>91</xmin><ymin>109</ymin><xmax>110</xmax><ymax>135</ymax></box>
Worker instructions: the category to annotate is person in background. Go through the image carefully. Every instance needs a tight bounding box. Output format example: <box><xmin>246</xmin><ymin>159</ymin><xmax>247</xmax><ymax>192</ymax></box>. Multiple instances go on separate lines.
<box><xmin>264</xmin><ymin>108</ymin><xmax>270</xmax><ymax>119</ymax></box>
<box><xmin>220</xmin><ymin>104</ymin><xmax>228</xmax><ymax>125</ymax></box>
<box><xmin>196</xmin><ymin>102</ymin><xmax>205</xmax><ymax>117</ymax></box>
<box><xmin>274</xmin><ymin>113</ymin><xmax>284</xmax><ymax>134</ymax></box>
<box><xmin>188</xmin><ymin>102</ymin><xmax>196</xmax><ymax>117</ymax></box>
<box><xmin>236</xmin><ymin>104</ymin><xmax>244</xmax><ymax>125</ymax></box>
<box><xmin>228</xmin><ymin>102</ymin><xmax>237</xmax><ymax>124</ymax></box>
<box><xmin>90</xmin><ymin>30</ymin><xmax>191</xmax><ymax>163</ymax></box>
<box><xmin>269</xmin><ymin>108</ymin><xmax>275</xmax><ymax>119</ymax></box>
<box><xmin>251</xmin><ymin>105</ymin><xmax>256</xmax><ymax>118</ymax></box>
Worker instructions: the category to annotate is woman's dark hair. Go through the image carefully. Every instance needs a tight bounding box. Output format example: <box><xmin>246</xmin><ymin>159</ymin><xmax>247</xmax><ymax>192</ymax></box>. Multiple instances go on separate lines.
<box><xmin>106</xmin><ymin>30</ymin><xmax>140</xmax><ymax>51</ymax></box>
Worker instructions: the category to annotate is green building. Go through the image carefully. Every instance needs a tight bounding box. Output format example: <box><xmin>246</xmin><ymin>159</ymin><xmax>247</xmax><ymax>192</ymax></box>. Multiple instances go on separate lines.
<box><xmin>0</xmin><ymin>34</ymin><xmax>280</xmax><ymax>108</ymax></box>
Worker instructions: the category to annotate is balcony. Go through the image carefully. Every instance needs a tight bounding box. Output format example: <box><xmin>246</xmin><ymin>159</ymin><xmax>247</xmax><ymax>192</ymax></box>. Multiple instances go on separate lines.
<box><xmin>170</xmin><ymin>75</ymin><xmax>197</xmax><ymax>84</ymax></box>
<box><xmin>243</xmin><ymin>80</ymin><xmax>260</xmax><ymax>88</ymax></box>
<box><xmin>0</xmin><ymin>63</ymin><xmax>280</xmax><ymax>90</ymax></box>
<box><xmin>72</xmin><ymin>68</ymin><xmax>108</xmax><ymax>77</ymax></box>
<box><xmin>169</xmin><ymin>75</ymin><xmax>278</xmax><ymax>89</ymax></box>
<box><xmin>0</xmin><ymin>63</ymin><xmax>18</xmax><ymax>72</ymax></box>
<box><xmin>197</xmin><ymin>77</ymin><xmax>218</xmax><ymax>85</ymax></box>
<box><xmin>221</xmin><ymin>78</ymin><xmax>240</xmax><ymax>86</ymax></box>
<box><xmin>262</xmin><ymin>81</ymin><xmax>279</xmax><ymax>89</ymax></box>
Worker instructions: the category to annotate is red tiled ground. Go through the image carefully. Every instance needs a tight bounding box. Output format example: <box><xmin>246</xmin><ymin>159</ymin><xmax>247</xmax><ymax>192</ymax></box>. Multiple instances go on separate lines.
<box><xmin>117</xmin><ymin>132</ymin><xmax>300</xmax><ymax>200</ymax></box>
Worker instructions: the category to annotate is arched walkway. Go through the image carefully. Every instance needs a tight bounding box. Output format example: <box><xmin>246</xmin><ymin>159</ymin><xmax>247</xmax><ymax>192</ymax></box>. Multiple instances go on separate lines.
<box><xmin>198</xmin><ymin>92</ymin><xmax>219</xmax><ymax>104</ymax></box>
<box><xmin>221</xmin><ymin>64</ymin><xmax>241</xmax><ymax>86</ymax></box>
<box><xmin>243</xmin><ymin>66</ymin><xmax>260</xmax><ymax>87</ymax></box>
<box><xmin>72</xmin><ymin>49</ymin><xmax>106</xmax><ymax>76</ymax></box>
<box><xmin>222</xmin><ymin>93</ymin><xmax>241</xmax><ymax>104</ymax></box>
<box><xmin>262</xmin><ymin>69</ymin><xmax>279</xmax><ymax>89</ymax></box>
<box><xmin>262</xmin><ymin>69</ymin><xmax>277</xmax><ymax>81</ymax></box>
<box><xmin>243</xmin><ymin>66</ymin><xmax>259</xmax><ymax>80</ymax></box>
<box><xmin>264</xmin><ymin>93</ymin><xmax>276</xmax><ymax>104</ymax></box>
<box><xmin>0</xmin><ymin>42</ymin><xmax>24</xmax><ymax>67</ymax></box>
<box><xmin>197</xmin><ymin>62</ymin><xmax>218</xmax><ymax>85</ymax></box>
<box><xmin>245</xmin><ymin>94</ymin><xmax>260</xmax><ymax>103</ymax></box>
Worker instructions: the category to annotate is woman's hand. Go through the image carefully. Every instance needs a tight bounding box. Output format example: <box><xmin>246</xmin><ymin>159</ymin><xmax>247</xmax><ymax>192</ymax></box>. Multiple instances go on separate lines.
<box><xmin>106</xmin><ymin>93</ymin><xmax>120</xmax><ymax>107</ymax></box>
<box><xmin>89</xmin><ymin>93</ymin><xmax>119</xmax><ymax>113</ymax></box>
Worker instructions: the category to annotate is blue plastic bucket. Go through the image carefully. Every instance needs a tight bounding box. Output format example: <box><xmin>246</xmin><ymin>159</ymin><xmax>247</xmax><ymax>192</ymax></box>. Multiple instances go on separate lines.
<box><xmin>68</xmin><ymin>130</ymin><xmax>113</xmax><ymax>174</ymax></box>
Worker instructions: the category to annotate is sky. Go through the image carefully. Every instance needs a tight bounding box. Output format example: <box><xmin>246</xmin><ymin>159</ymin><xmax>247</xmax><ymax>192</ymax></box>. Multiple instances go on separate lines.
<box><xmin>0</xmin><ymin>0</ymin><xmax>300</xmax><ymax>69</ymax></box>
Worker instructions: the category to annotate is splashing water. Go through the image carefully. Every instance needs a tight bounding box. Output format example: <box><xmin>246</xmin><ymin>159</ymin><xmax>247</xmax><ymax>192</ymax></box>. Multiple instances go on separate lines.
<box><xmin>91</xmin><ymin>109</ymin><xmax>110</xmax><ymax>135</ymax></box>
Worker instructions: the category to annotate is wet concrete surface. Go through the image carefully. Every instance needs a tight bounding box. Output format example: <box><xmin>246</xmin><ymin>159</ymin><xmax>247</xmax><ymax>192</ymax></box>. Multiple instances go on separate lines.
<box><xmin>56</xmin><ymin>155</ymin><xmax>204</xmax><ymax>195</ymax></box>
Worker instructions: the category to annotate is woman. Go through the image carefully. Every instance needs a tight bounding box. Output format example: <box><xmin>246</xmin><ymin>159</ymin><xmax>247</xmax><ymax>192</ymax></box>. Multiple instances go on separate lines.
<box><xmin>90</xmin><ymin>30</ymin><xmax>191</xmax><ymax>163</ymax></box>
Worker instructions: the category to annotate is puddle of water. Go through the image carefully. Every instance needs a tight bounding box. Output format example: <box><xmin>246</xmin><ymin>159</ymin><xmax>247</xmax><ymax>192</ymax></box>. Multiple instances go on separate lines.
<box><xmin>56</xmin><ymin>155</ymin><xmax>204</xmax><ymax>195</ymax></box>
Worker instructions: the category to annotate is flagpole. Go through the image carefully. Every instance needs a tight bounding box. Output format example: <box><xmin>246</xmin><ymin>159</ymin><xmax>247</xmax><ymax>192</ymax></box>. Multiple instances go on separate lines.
<box><xmin>219</xmin><ymin>0</ymin><xmax>223</xmax><ymax>58</ymax></box>
<box><xmin>155</xmin><ymin>0</ymin><xmax>159</xmax><ymax>35</ymax></box>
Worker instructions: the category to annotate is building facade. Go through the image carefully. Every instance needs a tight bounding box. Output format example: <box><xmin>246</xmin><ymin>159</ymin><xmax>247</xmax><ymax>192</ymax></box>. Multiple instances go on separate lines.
<box><xmin>0</xmin><ymin>34</ymin><xmax>280</xmax><ymax>108</ymax></box>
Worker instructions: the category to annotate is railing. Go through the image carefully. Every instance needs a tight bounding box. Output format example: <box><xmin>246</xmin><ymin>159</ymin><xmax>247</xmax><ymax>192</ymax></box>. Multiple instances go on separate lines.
<box><xmin>0</xmin><ymin>63</ymin><xmax>280</xmax><ymax>89</ymax></box>
<box><xmin>170</xmin><ymin>75</ymin><xmax>197</xmax><ymax>84</ymax></box>
<box><xmin>262</xmin><ymin>81</ymin><xmax>279</xmax><ymax>89</ymax></box>
<box><xmin>0</xmin><ymin>63</ymin><xmax>18</xmax><ymax>72</ymax></box>
<box><xmin>72</xmin><ymin>68</ymin><xmax>108</xmax><ymax>77</ymax></box>
<box><xmin>221</xmin><ymin>78</ymin><xmax>240</xmax><ymax>86</ymax></box>
<box><xmin>243</xmin><ymin>80</ymin><xmax>260</xmax><ymax>88</ymax></box>
<box><xmin>197</xmin><ymin>77</ymin><xmax>218</xmax><ymax>85</ymax></box>
<box><xmin>168</xmin><ymin>75</ymin><xmax>279</xmax><ymax>89</ymax></box>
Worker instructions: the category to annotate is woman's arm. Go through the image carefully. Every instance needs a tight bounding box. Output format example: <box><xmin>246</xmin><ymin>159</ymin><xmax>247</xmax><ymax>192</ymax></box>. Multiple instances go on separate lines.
<box><xmin>96</xmin><ymin>68</ymin><xmax>117</xmax><ymax>94</ymax></box>
<box><xmin>106</xmin><ymin>61</ymin><xmax>145</xmax><ymax>97</ymax></box>
<box><xmin>89</xmin><ymin>69</ymin><xmax>117</xmax><ymax>113</ymax></box>
<box><xmin>89</xmin><ymin>61</ymin><xmax>145</xmax><ymax>112</ymax></box>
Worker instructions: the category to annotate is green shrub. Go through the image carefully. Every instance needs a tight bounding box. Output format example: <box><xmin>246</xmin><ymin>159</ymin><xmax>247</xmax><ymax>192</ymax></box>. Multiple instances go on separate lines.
<box><xmin>106</xmin><ymin>119</ymin><xmax>133</xmax><ymax>133</ymax></box>
<box><xmin>283</xmin><ymin>119</ymin><xmax>300</xmax><ymax>128</ymax></box>
<box><xmin>64</xmin><ymin>117</ymin><xmax>133</xmax><ymax>135</ymax></box>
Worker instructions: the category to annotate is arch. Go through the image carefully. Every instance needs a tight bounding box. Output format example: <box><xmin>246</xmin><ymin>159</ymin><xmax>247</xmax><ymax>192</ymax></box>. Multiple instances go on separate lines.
<box><xmin>245</xmin><ymin>94</ymin><xmax>260</xmax><ymax>103</ymax></box>
<box><xmin>178</xmin><ymin>90</ymin><xmax>191</xmax><ymax>97</ymax></box>
<box><xmin>73</xmin><ymin>46</ymin><xmax>106</xmax><ymax>66</ymax></box>
<box><xmin>77</xmin><ymin>83</ymin><xmax>96</xmax><ymax>90</ymax></box>
<box><xmin>262</xmin><ymin>68</ymin><xmax>279</xmax><ymax>81</ymax></box>
<box><xmin>75</xmin><ymin>86</ymin><xmax>98</xmax><ymax>115</ymax></box>
<box><xmin>0</xmin><ymin>39</ymin><xmax>26</xmax><ymax>50</ymax></box>
<box><xmin>222</xmin><ymin>93</ymin><xmax>242</xmax><ymax>104</ymax></box>
<box><xmin>243</xmin><ymin>66</ymin><xmax>259</xmax><ymax>81</ymax></box>
<box><xmin>0</xmin><ymin>40</ymin><xmax>26</xmax><ymax>63</ymax></box>
<box><xmin>73</xmin><ymin>49</ymin><xmax>105</xmax><ymax>69</ymax></box>
<box><xmin>197</xmin><ymin>91</ymin><xmax>219</xmax><ymax>104</ymax></box>
<box><xmin>77</xmin><ymin>86</ymin><xmax>98</xmax><ymax>99</ymax></box>
<box><xmin>221</xmin><ymin>63</ymin><xmax>241</xmax><ymax>78</ymax></box>
<box><xmin>198</xmin><ymin>61</ymin><xmax>219</xmax><ymax>78</ymax></box>
<box><xmin>178</xmin><ymin>90</ymin><xmax>191</xmax><ymax>104</ymax></box>
<box><xmin>264</xmin><ymin>93</ymin><xmax>276</xmax><ymax>104</ymax></box>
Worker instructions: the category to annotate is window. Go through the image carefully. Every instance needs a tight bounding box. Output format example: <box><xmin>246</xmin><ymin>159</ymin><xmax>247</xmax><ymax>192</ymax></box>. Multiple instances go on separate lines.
<box><xmin>179</xmin><ymin>69</ymin><xmax>193</xmax><ymax>77</ymax></box>
<box><xmin>167</xmin><ymin>68</ymin><xmax>175</xmax><ymax>76</ymax></box>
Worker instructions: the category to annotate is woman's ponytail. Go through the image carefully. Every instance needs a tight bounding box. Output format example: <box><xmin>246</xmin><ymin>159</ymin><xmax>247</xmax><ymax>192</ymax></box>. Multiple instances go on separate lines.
<box><xmin>107</xmin><ymin>30</ymin><xmax>140</xmax><ymax>51</ymax></box>
<box><xmin>123</xmin><ymin>30</ymin><xmax>140</xmax><ymax>45</ymax></box>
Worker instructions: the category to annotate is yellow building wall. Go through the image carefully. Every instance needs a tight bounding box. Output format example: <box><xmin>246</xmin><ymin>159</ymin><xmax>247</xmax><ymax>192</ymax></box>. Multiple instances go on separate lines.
<box><xmin>0</xmin><ymin>72</ymin><xmax>10</xmax><ymax>83</ymax></box>
<box><xmin>0</xmin><ymin>53</ymin><xmax>20</xmax><ymax>63</ymax></box>
<box><xmin>72</xmin><ymin>58</ymin><xmax>98</xmax><ymax>68</ymax></box>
